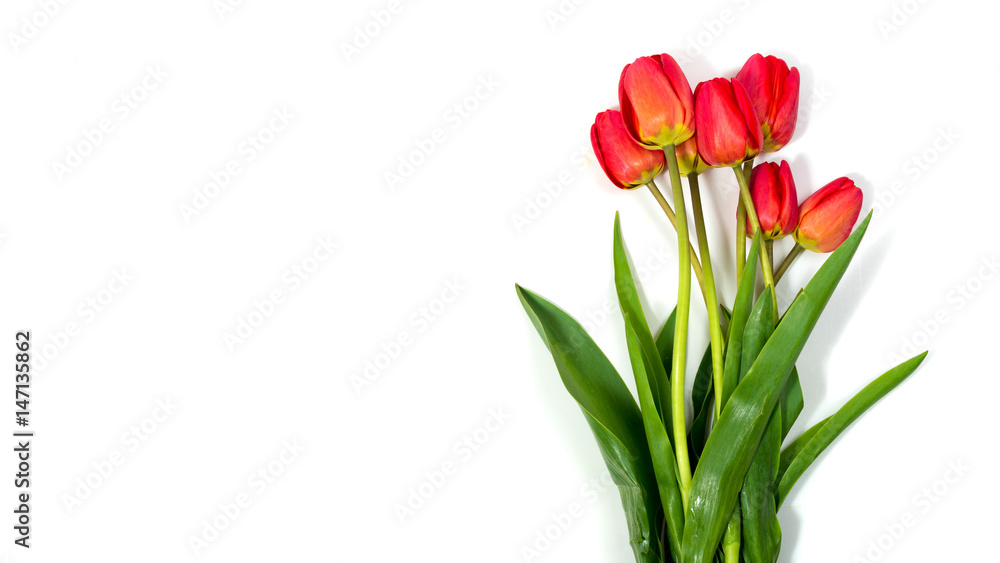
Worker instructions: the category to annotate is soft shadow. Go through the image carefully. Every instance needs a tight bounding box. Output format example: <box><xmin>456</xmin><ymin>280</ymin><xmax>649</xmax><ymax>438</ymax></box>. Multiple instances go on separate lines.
<box><xmin>795</xmin><ymin>231</ymin><xmax>892</xmax><ymax>433</ymax></box>
<box><xmin>777</xmin><ymin>508</ymin><xmax>801</xmax><ymax>563</ymax></box>
<box><xmin>770</xmin><ymin>51</ymin><xmax>813</xmax><ymax>140</ymax></box>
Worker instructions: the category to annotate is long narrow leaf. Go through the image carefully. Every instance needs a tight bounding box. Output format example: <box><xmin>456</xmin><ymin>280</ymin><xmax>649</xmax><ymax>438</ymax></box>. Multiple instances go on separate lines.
<box><xmin>689</xmin><ymin>308</ymin><xmax>731</xmax><ymax>463</ymax></box>
<box><xmin>688</xmin><ymin>344</ymin><xmax>715</xmax><ymax>466</ymax></box>
<box><xmin>779</xmin><ymin>370</ymin><xmax>804</xmax><ymax>441</ymax></box>
<box><xmin>776</xmin><ymin>351</ymin><xmax>928</xmax><ymax>508</ymax></box>
<box><xmin>656</xmin><ymin>309</ymin><xmax>678</xmax><ymax>374</ymax></box>
<box><xmin>615</xmin><ymin>213</ymin><xmax>674</xmax><ymax>435</ymax></box>
<box><xmin>738</xmin><ymin>295</ymin><xmax>781</xmax><ymax>563</ymax></box>
<box><xmin>681</xmin><ymin>212</ymin><xmax>873</xmax><ymax>563</ymax></box>
<box><xmin>625</xmin><ymin>315</ymin><xmax>685</xmax><ymax>560</ymax></box>
<box><xmin>721</xmin><ymin>236</ymin><xmax>761</xmax><ymax>409</ymax></box>
<box><xmin>740</xmin><ymin>296</ymin><xmax>774</xmax><ymax>380</ymax></box>
<box><xmin>582</xmin><ymin>412</ymin><xmax>663</xmax><ymax>563</ymax></box>
<box><xmin>741</xmin><ymin>407</ymin><xmax>782</xmax><ymax>563</ymax></box>
<box><xmin>517</xmin><ymin>285</ymin><xmax>662</xmax><ymax>562</ymax></box>
<box><xmin>777</xmin><ymin>416</ymin><xmax>830</xmax><ymax>479</ymax></box>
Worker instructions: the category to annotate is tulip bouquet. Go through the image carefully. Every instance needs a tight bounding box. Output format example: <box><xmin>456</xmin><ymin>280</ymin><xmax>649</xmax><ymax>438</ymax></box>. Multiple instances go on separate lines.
<box><xmin>516</xmin><ymin>53</ymin><xmax>927</xmax><ymax>563</ymax></box>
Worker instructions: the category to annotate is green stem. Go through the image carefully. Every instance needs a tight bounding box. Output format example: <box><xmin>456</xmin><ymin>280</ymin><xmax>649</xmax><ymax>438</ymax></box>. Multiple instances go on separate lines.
<box><xmin>732</xmin><ymin>166</ymin><xmax>776</xmax><ymax>289</ymax></box>
<box><xmin>644</xmin><ymin>181</ymin><xmax>707</xmax><ymax>297</ymax></box>
<box><xmin>719</xmin><ymin>160</ymin><xmax>754</xmax><ymax>563</ymax></box>
<box><xmin>774</xmin><ymin>243</ymin><xmax>806</xmax><ymax>286</ymax></box>
<box><xmin>688</xmin><ymin>173</ymin><xmax>725</xmax><ymax>423</ymax></box>
<box><xmin>736</xmin><ymin>201</ymin><xmax>746</xmax><ymax>283</ymax></box>
<box><xmin>735</xmin><ymin>161</ymin><xmax>753</xmax><ymax>284</ymax></box>
<box><xmin>765</xmin><ymin>240</ymin><xmax>775</xmax><ymax>281</ymax></box>
<box><xmin>723</xmin><ymin>509</ymin><xmax>742</xmax><ymax>563</ymax></box>
<box><xmin>664</xmin><ymin>145</ymin><xmax>692</xmax><ymax>509</ymax></box>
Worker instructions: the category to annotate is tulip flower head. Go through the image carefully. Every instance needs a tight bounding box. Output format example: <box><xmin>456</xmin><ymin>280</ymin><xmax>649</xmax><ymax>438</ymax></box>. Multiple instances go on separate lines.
<box><xmin>746</xmin><ymin>161</ymin><xmax>798</xmax><ymax>239</ymax></box>
<box><xmin>693</xmin><ymin>78</ymin><xmax>763</xmax><ymax>168</ymax></box>
<box><xmin>735</xmin><ymin>54</ymin><xmax>801</xmax><ymax>152</ymax></box>
<box><xmin>794</xmin><ymin>177</ymin><xmax>864</xmax><ymax>252</ymax></box>
<box><xmin>590</xmin><ymin>110</ymin><xmax>666</xmax><ymax>189</ymax></box>
<box><xmin>675</xmin><ymin>135</ymin><xmax>710</xmax><ymax>176</ymax></box>
<box><xmin>618</xmin><ymin>54</ymin><xmax>695</xmax><ymax>149</ymax></box>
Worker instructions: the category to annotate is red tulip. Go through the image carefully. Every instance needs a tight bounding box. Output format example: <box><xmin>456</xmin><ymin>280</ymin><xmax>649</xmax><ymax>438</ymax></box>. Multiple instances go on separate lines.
<box><xmin>794</xmin><ymin>177</ymin><xmax>864</xmax><ymax>252</ymax></box>
<box><xmin>693</xmin><ymin>78</ymin><xmax>762</xmax><ymax>168</ymax></box>
<box><xmin>618</xmin><ymin>54</ymin><xmax>695</xmax><ymax>149</ymax></box>
<box><xmin>745</xmin><ymin>161</ymin><xmax>798</xmax><ymax>239</ymax></box>
<box><xmin>675</xmin><ymin>135</ymin><xmax>709</xmax><ymax>176</ymax></box>
<box><xmin>735</xmin><ymin>54</ymin><xmax>800</xmax><ymax>152</ymax></box>
<box><xmin>591</xmin><ymin>110</ymin><xmax>666</xmax><ymax>189</ymax></box>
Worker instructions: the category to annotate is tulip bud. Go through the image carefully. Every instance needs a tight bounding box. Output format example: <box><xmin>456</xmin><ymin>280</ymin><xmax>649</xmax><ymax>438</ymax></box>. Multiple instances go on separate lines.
<box><xmin>674</xmin><ymin>135</ymin><xmax>709</xmax><ymax>176</ymax></box>
<box><xmin>693</xmin><ymin>78</ymin><xmax>763</xmax><ymax>168</ymax></box>
<box><xmin>745</xmin><ymin>161</ymin><xmax>798</xmax><ymax>239</ymax></box>
<box><xmin>735</xmin><ymin>54</ymin><xmax>800</xmax><ymax>152</ymax></box>
<box><xmin>618</xmin><ymin>54</ymin><xmax>695</xmax><ymax>149</ymax></box>
<box><xmin>793</xmin><ymin>177</ymin><xmax>864</xmax><ymax>252</ymax></box>
<box><xmin>590</xmin><ymin>110</ymin><xmax>666</xmax><ymax>189</ymax></box>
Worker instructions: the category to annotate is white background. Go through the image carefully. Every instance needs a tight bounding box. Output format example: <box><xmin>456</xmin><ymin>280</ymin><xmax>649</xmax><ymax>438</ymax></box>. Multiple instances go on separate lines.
<box><xmin>0</xmin><ymin>0</ymin><xmax>996</xmax><ymax>561</ymax></box>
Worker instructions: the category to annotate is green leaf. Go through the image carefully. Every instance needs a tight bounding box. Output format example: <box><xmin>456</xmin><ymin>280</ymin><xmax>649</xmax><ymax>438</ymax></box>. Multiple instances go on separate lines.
<box><xmin>615</xmin><ymin>213</ymin><xmax>674</xmax><ymax>434</ymax></box>
<box><xmin>656</xmin><ymin>309</ymin><xmax>678</xmax><ymax>375</ymax></box>
<box><xmin>779</xmin><ymin>369</ymin><xmax>804</xmax><ymax>441</ymax></box>
<box><xmin>690</xmin><ymin>307</ymin><xmax>731</xmax><ymax>461</ymax></box>
<box><xmin>740</xmin><ymin>295</ymin><xmax>775</xmax><ymax>381</ymax></box>
<box><xmin>778</xmin><ymin>416</ymin><xmax>830</xmax><ymax>479</ymax></box>
<box><xmin>741</xmin><ymin>407</ymin><xmax>782</xmax><ymax>563</ymax></box>
<box><xmin>687</xmin><ymin>343</ymin><xmax>715</xmax><ymax>466</ymax></box>
<box><xmin>583</xmin><ymin>413</ymin><xmax>663</xmax><ymax>563</ymax></box>
<box><xmin>625</xmin><ymin>315</ymin><xmax>685</xmax><ymax>560</ymax></box>
<box><xmin>680</xmin><ymin>212</ymin><xmax>873</xmax><ymax>563</ymax></box>
<box><xmin>517</xmin><ymin>285</ymin><xmax>662</xmax><ymax>563</ymax></box>
<box><xmin>776</xmin><ymin>351</ymin><xmax>928</xmax><ymax>508</ymax></box>
<box><xmin>738</xmin><ymin>295</ymin><xmax>781</xmax><ymax>563</ymax></box>
<box><xmin>721</xmin><ymin>235</ymin><xmax>761</xmax><ymax>410</ymax></box>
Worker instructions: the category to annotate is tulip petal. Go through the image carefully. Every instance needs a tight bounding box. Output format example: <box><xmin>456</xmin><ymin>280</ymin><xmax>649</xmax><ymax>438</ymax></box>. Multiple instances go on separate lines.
<box><xmin>620</xmin><ymin>56</ymin><xmax>694</xmax><ymax>148</ymax></box>
<box><xmin>735</xmin><ymin>53</ymin><xmax>771</xmax><ymax>124</ymax></box>
<box><xmin>695</xmin><ymin>80</ymin><xmax>748</xmax><ymax>167</ymax></box>
<box><xmin>749</xmin><ymin>163</ymin><xmax>781</xmax><ymax>236</ymax></box>
<box><xmin>775</xmin><ymin>160</ymin><xmax>799</xmax><ymax>237</ymax></box>
<box><xmin>732</xmin><ymin>80</ymin><xmax>763</xmax><ymax>158</ymax></box>
<box><xmin>800</xmin><ymin>188</ymin><xmax>862</xmax><ymax>252</ymax></box>
<box><xmin>766</xmin><ymin>67</ymin><xmax>800</xmax><ymax>152</ymax></box>
<box><xmin>592</xmin><ymin>110</ymin><xmax>665</xmax><ymax>190</ymax></box>
<box><xmin>591</xmin><ymin>119</ymin><xmax>627</xmax><ymax>189</ymax></box>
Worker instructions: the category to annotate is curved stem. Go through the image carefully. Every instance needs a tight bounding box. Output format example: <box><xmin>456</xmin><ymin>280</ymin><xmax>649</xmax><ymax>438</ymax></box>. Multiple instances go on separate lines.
<box><xmin>735</xmin><ymin>161</ymin><xmax>753</xmax><ymax>284</ymax></box>
<box><xmin>723</xmin><ymin>510</ymin><xmax>742</xmax><ymax>563</ymax></box>
<box><xmin>663</xmin><ymin>145</ymin><xmax>692</xmax><ymax>509</ymax></box>
<box><xmin>688</xmin><ymin>173</ymin><xmax>725</xmax><ymax>422</ymax></box>
<box><xmin>644</xmin><ymin>181</ymin><xmax>707</xmax><ymax>298</ymax></box>
<box><xmin>736</xmin><ymin>201</ymin><xmax>747</xmax><ymax>282</ymax></box>
<box><xmin>765</xmin><ymin>240</ymin><xmax>775</xmax><ymax>281</ymax></box>
<box><xmin>774</xmin><ymin>243</ymin><xmax>806</xmax><ymax>286</ymax></box>
<box><xmin>732</xmin><ymin>166</ymin><xmax>776</xmax><ymax>289</ymax></box>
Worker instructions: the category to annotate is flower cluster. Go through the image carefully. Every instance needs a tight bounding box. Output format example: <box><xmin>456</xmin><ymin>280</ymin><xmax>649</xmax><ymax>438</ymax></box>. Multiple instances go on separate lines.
<box><xmin>519</xmin><ymin>51</ymin><xmax>926</xmax><ymax>563</ymax></box>
<box><xmin>590</xmin><ymin>53</ymin><xmax>862</xmax><ymax>254</ymax></box>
